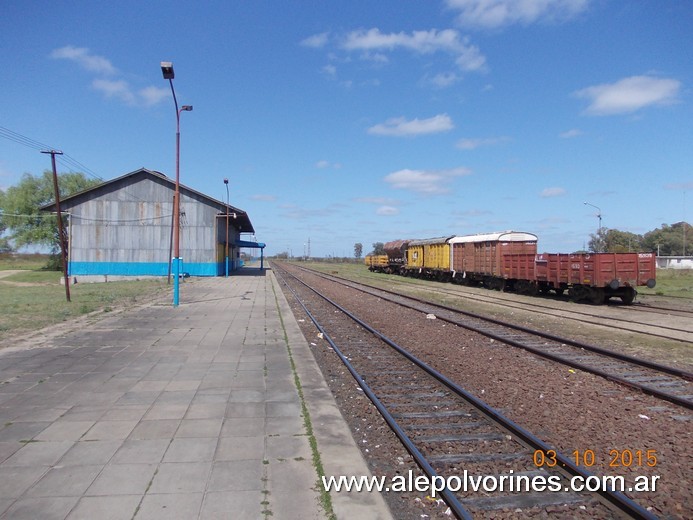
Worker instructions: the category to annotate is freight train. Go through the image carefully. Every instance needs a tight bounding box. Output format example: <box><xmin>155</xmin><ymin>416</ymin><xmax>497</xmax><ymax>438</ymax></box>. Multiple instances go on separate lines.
<box><xmin>365</xmin><ymin>231</ymin><xmax>656</xmax><ymax>304</ymax></box>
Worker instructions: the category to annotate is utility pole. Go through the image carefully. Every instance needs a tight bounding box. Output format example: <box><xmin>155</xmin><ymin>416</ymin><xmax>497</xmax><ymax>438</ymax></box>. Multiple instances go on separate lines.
<box><xmin>41</xmin><ymin>150</ymin><xmax>70</xmax><ymax>302</ymax></box>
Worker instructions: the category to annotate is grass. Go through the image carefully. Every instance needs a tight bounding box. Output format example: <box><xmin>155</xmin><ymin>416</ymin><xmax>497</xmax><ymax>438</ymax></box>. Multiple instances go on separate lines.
<box><xmin>0</xmin><ymin>253</ymin><xmax>49</xmax><ymax>271</ymax></box>
<box><xmin>636</xmin><ymin>268</ymin><xmax>693</xmax><ymax>299</ymax></box>
<box><xmin>296</xmin><ymin>260</ymin><xmax>693</xmax><ymax>300</ymax></box>
<box><xmin>0</xmin><ymin>255</ymin><xmax>169</xmax><ymax>342</ymax></box>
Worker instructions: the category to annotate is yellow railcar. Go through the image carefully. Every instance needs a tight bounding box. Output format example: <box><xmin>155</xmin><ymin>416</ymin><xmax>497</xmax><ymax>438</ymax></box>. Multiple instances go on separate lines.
<box><xmin>365</xmin><ymin>254</ymin><xmax>389</xmax><ymax>271</ymax></box>
<box><xmin>405</xmin><ymin>236</ymin><xmax>454</xmax><ymax>280</ymax></box>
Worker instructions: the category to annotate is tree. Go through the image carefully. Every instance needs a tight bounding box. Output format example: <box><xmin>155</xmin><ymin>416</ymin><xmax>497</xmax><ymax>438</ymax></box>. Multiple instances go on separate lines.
<box><xmin>0</xmin><ymin>170</ymin><xmax>100</xmax><ymax>253</ymax></box>
<box><xmin>370</xmin><ymin>242</ymin><xmax>385</xmax><ymax>255</ymax></box>
<box><xmin>642</xmin><ymin>222</ymin><xmax>691</xmax><ymax>256</ymax></box>
<box><xmin>353</xmin><ymin>242</ymin><xmax>363</xmax><ymax>259</ymax></box>
<box><xmin>605</xmin><ymin>229</ymin><xmax>641</xmax><ymax>252</ymax></box>
<box><xmin>0</xmin><ymin>189</ymin><xmax>10</xmax><ymax>252</ymax></box>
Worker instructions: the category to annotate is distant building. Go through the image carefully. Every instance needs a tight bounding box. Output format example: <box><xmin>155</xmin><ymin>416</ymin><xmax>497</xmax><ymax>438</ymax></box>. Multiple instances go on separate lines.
<box><xmin>42</xmin><ymin>168</ymin><xmax>259</xmax><ymax>280</ymax></box>
<box><xmin>656</xmin><ymin>256</ymin><xmax>693</xmax><ymax>269</ymax></box>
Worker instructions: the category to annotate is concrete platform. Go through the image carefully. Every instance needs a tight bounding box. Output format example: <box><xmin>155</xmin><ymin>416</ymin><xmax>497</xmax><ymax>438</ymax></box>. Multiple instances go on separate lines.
<box><xmin>0</xmin><ymin>268</ymin><xmax>392</xmax><ymax>519</ymax></box>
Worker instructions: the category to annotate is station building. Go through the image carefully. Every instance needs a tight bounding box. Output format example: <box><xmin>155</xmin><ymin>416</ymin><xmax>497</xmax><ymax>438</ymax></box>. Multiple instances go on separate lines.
<box><xmin>42</xmin><ymin>168</ymin><xmax>265</xmax><ymax>281</ymax></box>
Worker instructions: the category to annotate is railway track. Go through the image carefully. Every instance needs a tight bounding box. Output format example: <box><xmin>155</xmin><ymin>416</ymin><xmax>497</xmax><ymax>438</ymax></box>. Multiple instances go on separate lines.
<box><xmin>359</xmin><ymin>270</ymin><xmax>693</xmax><ymax>344</ymax></box>
<box><xmin>289</xmin><ymin>263</ymin><xmax>693</xmax><ymax>410</ymax></box>
<box><xmin>274</xmin><ymin>262</ymin><xmax>659</xmax><ymax>519</ymax></box>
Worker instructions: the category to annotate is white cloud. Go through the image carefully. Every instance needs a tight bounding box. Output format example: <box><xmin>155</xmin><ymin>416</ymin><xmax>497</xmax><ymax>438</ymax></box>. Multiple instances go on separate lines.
<box><xmin>355</xmin><ymin>197</ymin><xmax>399</xmax><ymax>205</ymax></box>
<box><xmin>251</xmin><ymin>194</ymin><xmax>277</xmax><ymax>201</ymax></box>
<box><xmin>51</xmin><ymin>45</ymin><xmax>169</xmax><ymax>107</ymax></box>
<box><xmin>322</xmin><ymin>64</ymin><xmax>337</xmax><ymax>78</ymax></box>
<box><xmin>456</xmin><ymin>136</ymin><xmax>509</xmax><ymax>150</ymax></box>
<box><xmin>559</xmin><ymin>128</ymin><xmax>583</xmax><ymax>138</ymax></box>
<box><xmin>342</xmin><ymin>28</ymin><xmax>486</xmax><ymax>72</ymax></box>
<box><xmin>139</xmin><ymin>85</ymin><xmax>170</xmax><ymax>106</ymax></box>
<box><xmin>376</xmin><ymin>206</ymin><xmax>399</xmax><ymax>215</ymax></box>
<box><xmin>315</xmin><ymin>160</ymin><xmax>342</xmax><ymax>169</ymax></box>
<box><xmin>50</xmin><ymin>45</ymin><xmax>117</xmax><ymax>75</ymax></box>
<box><xmin>385</xmin><ymin>167</ymin><xmax>471</xmax><ymax>194</ymax></box>
<box><xmin>368</xmin><ymin>114</ymin><xmax>454</xmax><ymax>137</ymax></box>
<box><xmin>575</xmin><ymin>75</ymin><xmax>681</xmax><ymax>116</ymax></box>
<box><xmin>540</xmin><ymin>187</ymin><xmax>566</xmax><ymax>198</ymax></box>
<box><xmin>446</xmin><ymin>0</ymin><xmax>591</xmax><ymax>29</ymax></box>
<box><xmin>426</xmin><ymin>72</ymin><xmax>460</xmax><ymax>88</ymax></box>
<box><xmin>301</xmin><ymin>32</ymin><xmax>330</xmax><ymax>48</ymax></box>
<box><xmin>92</xmin><ymin>79</ymin><xmax>136</xmax><ymax>105</ymax></box>
<box><xmin>664</xmin><ymin>181</ymin><xmax>693</xmax><ymax>191</ymax></box>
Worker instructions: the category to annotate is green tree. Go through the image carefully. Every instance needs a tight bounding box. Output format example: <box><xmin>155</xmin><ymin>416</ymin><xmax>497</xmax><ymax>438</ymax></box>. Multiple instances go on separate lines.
<box><xmin>354</xmin><ymin>242</ymin><xmax>363</xmax><ymax>259</ymax></box>
<box><xmin>642</xmin><ymin>222</ymin><xmax>691</xmax><ymax>256</ymax></box>
<box><xmin>0</xmin><ymin>170</ymin><xmax>99</xmax><ymax>253</ymax></box>
<box><xmin>0</xmin><ymin>189</ymin><xmax>10</xmax><ymax>252</ymax></box>
<box><xmin>606</xmin><ymin>229</ymin><xmax>642</xmax><ymax>252</ymax></box>
<box><xmin>370</xmin><ymin>242</ymin><xmax>385</xmax><ymax>255</ymax></box>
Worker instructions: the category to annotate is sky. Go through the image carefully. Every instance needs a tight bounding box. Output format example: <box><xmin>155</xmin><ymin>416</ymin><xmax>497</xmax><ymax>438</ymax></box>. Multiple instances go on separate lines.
<box><xmin>1</xmin><ymin>0</ymin><xmax>692</xmax><ymax>257</ymax></box>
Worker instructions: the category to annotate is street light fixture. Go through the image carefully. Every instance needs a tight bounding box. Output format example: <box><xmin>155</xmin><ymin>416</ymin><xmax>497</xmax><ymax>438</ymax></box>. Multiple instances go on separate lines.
<box><xmin>584</xmin><ymin>201</ymin><xmax>602</xmax><ymax>252</ymax></box>
<box><xmin>224</xmin><ymin>178</ymin><xmax>230</xmax><ymax>277</ymax></box>
<box><xmin>161</xmin><ymin>61</ymin><xmax>192</xmax><ymax>307</ymax></box>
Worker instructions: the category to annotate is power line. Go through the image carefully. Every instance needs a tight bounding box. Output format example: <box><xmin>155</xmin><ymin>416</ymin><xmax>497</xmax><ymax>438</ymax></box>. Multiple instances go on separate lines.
<box><xmin>0</xmin><ymin>124</ymin><xmax>162</xmax><ymax>207</ymax></box>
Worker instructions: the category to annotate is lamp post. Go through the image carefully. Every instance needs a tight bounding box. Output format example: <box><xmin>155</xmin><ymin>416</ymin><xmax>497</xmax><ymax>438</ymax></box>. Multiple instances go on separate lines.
<box><xmin>583</xmin><ymin>201</ymin><xmax>602</xmax><ymax>252</ymax></box>
<box><xmin>224</xmin><ymin>178</ymin><xmax>230</xmax><ymax>277</ymax></box>
<box><xmin>161</xmin><ymin>61</ymin><xmax>192</xmax><ymax>307</ymax></box>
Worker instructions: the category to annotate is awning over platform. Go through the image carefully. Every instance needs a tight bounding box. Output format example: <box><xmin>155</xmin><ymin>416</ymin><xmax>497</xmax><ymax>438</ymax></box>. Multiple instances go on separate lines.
<box><xmin>235</xmin><ymin>240</ymin><xmax>266</xmax><ymax>249</ymax></box>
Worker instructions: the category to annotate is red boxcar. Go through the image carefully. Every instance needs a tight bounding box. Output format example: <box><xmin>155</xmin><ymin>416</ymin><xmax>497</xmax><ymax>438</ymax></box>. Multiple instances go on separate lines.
<box><xmin>449</xmin><ymin>231</ymin><xmax>538</xmax><ymax>290</ymax></box>
<box><xmin>535</xmin><ymin>252</ymin><xmax>656</xmax><ymax>304</ymax></box>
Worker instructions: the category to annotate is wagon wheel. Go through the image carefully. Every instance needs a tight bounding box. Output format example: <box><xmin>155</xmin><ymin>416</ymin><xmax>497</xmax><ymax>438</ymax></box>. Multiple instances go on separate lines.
<box><xmin>589</xmin><ymin>287</ymin><xmax>606</xmax><ymax>305</ymax></box>
<box><xmin>620</xmin><ymin>287</ymin><xmax>636</xmax><ymax>305</ymax></box>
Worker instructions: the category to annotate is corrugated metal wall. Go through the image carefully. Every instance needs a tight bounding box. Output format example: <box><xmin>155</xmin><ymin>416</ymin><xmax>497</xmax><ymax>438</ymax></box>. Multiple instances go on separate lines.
<box><xmin>64</xmin><ymin>173</ymin><xmax>229</xmax><ymax>276</ymax></box>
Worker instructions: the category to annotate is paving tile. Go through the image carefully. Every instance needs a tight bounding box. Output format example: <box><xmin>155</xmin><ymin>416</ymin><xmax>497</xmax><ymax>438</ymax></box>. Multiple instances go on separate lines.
<box><xmin>265</xmin><ymin>416</ymin><xmax>304</xmax><ymax>436</ymax></box>
<box><xmin>148</xmin><ymin>462</ymin><xmax>212</xmax><ymax>494</ymax></box>
<box><xmin>215</xmin><ymin>436</ymin><xmax>265</xmax><ymax>461</ymax></box>
<box><xmin>26</xmin><ymin>464</ymin><xmax>103</xmax><ymax>497</ymax></box>
<box><xmin>3</xmin><ymin>440</ymin><xmax>73</xmax><ymax>466</ymax></box>
<box><xmin>225</xmin><ymin>402</ymin><xmax>265</xmax><ymax>419</ymax></box>
<box><xmin>163</xmin><ymin>437</ymin><xmax>217</xmax><ymax>462</ymax></box>
<box><xmin>111</xmin><ymin>439</ymin><xmax>170</xmax><ymax>464</ymax></box>
<box><xmin>2</xmin><ymin>496</ymin><xmax>79</xmax><ymax>520</ymax></box>
<box><xmin>135</xmin><ymin>492</ymin><xmax>203</xmax><ymax>519</ymax></box>
<box><xmin>144</xmin><ymin>404</ymin><xmax>189</xmax><ymax>420</ymax></box>
<box><xmin>128</xmin><ymin>419</ymin><xmax>180</xmax><ymax>440</ymax></box>
<box><xmin>174</xmin><ymin>419</ymin><xmax>223</xmax><ymax>438</ymax></box>
<box><xmin>86</xmin><ymin>463</ymin><xmax>157</xmax><ymax>496</ymax></box>
<box><xmin>266</xmin><ymin>400</ymin><xmax>302</xmax><ymax>418</ymax></box>
<box><xmin>99</xmin><ymin>405</ymin><xmax>149</xmax><ymax>421</ymax></box>
<box><xmin>34</xmin><ymin>421</ymin><xmax>95</xmax><ymax>441</ymax></box>
<box><xmin>82</xmin><ymin>420</ymin><xmax>138</xmax><ymax>441</ymax></box>
<box><xmin>0</xmin><ymin>422</ymin><xmax>50</xmax><ymax>442</ymax></box>
<box><xmin>0</xmin><ymin>466</ymin><xmax>48</xmax><ymax>498</ymax></box>
<box><xmin>66</xmin><ymin>495</ymin><xmax>142</xmax><ymax>520</ymax></box>
<box><xmin>58</xmin><ymin>440</ymin><xmax>122</xmax><ymax>466</ymax></box>
<box><xmin>208</xmin><ymin>460</ymin><xmax>264</xmax><ymax>492</ymax></box>
<box><xmin>266</xmin><ymin>434</ymin><xmax>312</xmax><ymax>461</ymax></box>
<box><xmin>200</xmin><ymin>490</ymin><xmax>262</xmax><ymax>519</ymax></box>
<box><xmin>185</xmin><ymin>403</ymin><xmax>226</xmax><ymax>419</ymax></box>
<box><xmin>220</xmin><ymin>417</ymin><xmax>265</xmax><ymax>437</ymax></box>
<box><xmin>0</xmin><ymin>441</ymin><xmax>22</xmax><ymax>463</ymax></box>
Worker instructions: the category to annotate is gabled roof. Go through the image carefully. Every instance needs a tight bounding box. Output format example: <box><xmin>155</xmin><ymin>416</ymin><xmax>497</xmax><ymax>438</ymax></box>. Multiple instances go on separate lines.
<box><xmin>40</xmin><ymin>167</ymin><xmax>254</xmax><ymax>233</ymax></box>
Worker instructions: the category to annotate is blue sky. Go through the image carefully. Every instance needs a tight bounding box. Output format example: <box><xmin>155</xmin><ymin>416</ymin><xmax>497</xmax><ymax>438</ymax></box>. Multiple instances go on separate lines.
<box><xmin>1</xmin><ymin>0</ymin><xmax>691</xmax><ymax>257</ymax></box>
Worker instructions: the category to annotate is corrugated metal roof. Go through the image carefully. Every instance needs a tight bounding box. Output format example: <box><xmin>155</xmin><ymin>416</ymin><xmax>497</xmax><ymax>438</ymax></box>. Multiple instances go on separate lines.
<box><xmin>41</xmin><ymin>167</ymin><xmax>255</xmax><ymax>233</ymax></box>
<box><xmin>408</xmin><ymin>236</ymin><xmax>455</xmax><ymax>246</ymax></box>
<box><xmin>448</xmin><ymin>231</ymin><xmax>538</xmax><ymax>244</ymax></box>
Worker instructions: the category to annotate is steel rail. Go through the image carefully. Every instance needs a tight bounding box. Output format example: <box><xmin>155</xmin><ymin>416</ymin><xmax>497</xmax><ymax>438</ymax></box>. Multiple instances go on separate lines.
<box><xmin>373</xmin><ymin>274</ymin><xmax>693</xmax><ymax>339</ymax></box>
<box><xmin>294</xmin><ymin>265</ymin><xmax>693</xmax><ymax>409</ymax></box>
<box><xmin>275</xmin><ymin>263</ymin><xmax>660</xmax><ymax>520</ymax></box>
<box><xmin>274</xmin><ymin>266</ymin><xmax>472</xmax><ymax>519</ymax></box>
